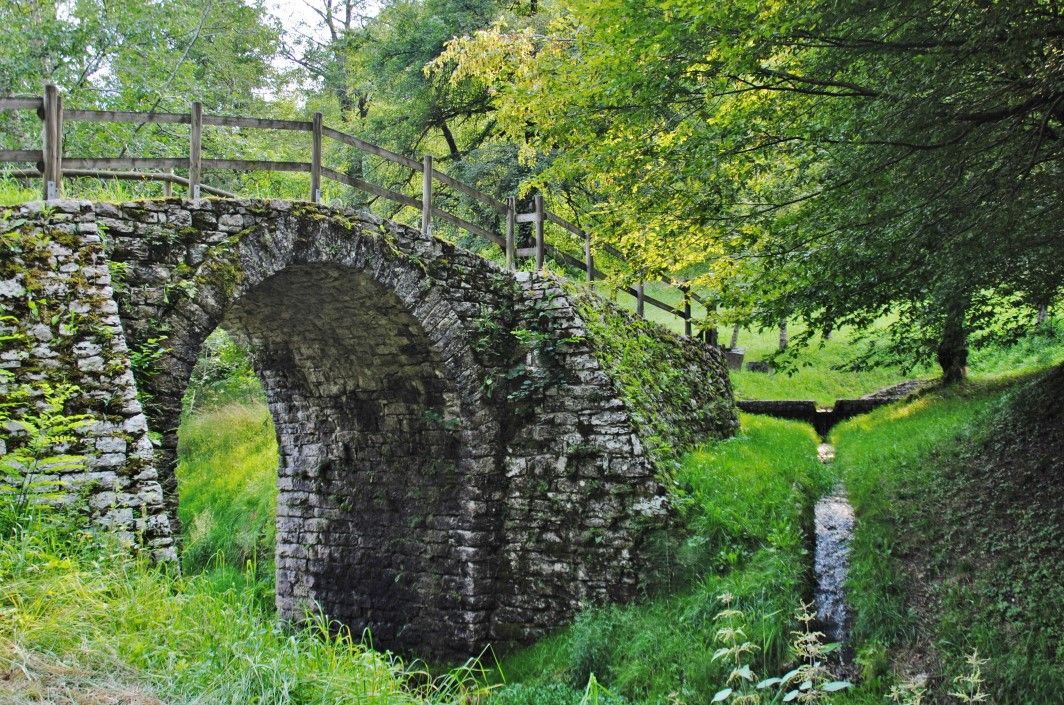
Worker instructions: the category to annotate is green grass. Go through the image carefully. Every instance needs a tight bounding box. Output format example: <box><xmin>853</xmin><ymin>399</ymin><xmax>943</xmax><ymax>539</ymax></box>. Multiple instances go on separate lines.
<box><xmin>832</xmin><ymin>369</ymin><xmax>1064</xmax><ymax>703</ymax></box>
<box><xmin>601</xmin><ymin>281</ymin><xmax>1064</xmax><ymax>405</ymax></box>
<box><xmin>596</xmin><ymin>282</ymin><xmax>919</xmax><ymax>405</ymax></box>
<box><xmin>176</xmin><ymin>402</ymin><xmax>278</xmax><ymax>578</ymax></box>
<box><xmin>491</xmin><ymin>414</ymin><xmax>832</xmax><ymax>705</ymax></box>
<box><xmin>0</xmin><ymin>516</ymin><xmax>491</xmax><ymax>704</ymax></box>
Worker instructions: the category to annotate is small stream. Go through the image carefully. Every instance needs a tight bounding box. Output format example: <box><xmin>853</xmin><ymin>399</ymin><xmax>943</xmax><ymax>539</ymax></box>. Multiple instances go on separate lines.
<box><xmin>813</xmin><ymin>443</ymin><xmax>855</xmax><ymax>647</ymax></box>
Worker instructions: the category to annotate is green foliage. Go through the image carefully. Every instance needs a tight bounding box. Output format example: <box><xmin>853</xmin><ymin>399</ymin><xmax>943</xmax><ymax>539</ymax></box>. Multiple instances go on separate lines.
<box><xmin>471</xmin><ymin>299</ymin><xmax>582</xmax><ymax>415</ymax></box>
<box><xmin>496</xmin><ymin>414</ymin><xmax>825</xmax><ymax>704</ymax></box>
<box><xmin>183</xmin><ymin>328</ymin><xmax>264</xmax><ymax>415</ymax></box>
<box><xmin>177</xmin><ymin>402</ymin><xmax>277</xmax><ymax>578</ymax></box>
<box><xmin>710</xmin><ymin>592</ymin><xmax>762</xmax><ymax>704</ymax></box>
<box><xmin>491</xmin><ymin>680</ymin><xmax>628</xmax><ymax>705</ymax></box>
<box><xmin>0</xmin><ymin>379</ymin><xmax>92</xmax><ymax>537</ymax></box>
<box><xmin>712</xmin><ymin>600</ymin><xmax>852</xmax><ymax>705</ymax></box>
<box><xmin>433</xmin><ymin>0</ymin><xmax>1064</xmax><ymax>377</ymax></box>
<box><xmin>833</xmin><ymin>369</ymin><xmax>1064</xmax><ymax>702</ymax></box>
<box><xmin>570</xmin><ymin>285</ymin><xmax>735</xmax><ymax>458</ymax></box>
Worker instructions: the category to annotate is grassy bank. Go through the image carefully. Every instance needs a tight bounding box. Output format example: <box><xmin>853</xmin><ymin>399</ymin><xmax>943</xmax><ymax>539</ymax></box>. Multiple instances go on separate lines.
<box><xmin>177</xmin><ymin>402</ymin><xmax>277</xmax><ymax>579</ymax></box>
<box><xmin>491</xmin><ymin>414</ymin><xmax>832</xmax><ymax>704</ymax></box>
<box><xmin>0</xmin><ymin>516</ymin><xmax>491</xmax><ymax>704</ymax></box>
<box><xmin>832</xmin><ymin>370</ymin><xmax>1064</xmax><ymax>702</ymax></box>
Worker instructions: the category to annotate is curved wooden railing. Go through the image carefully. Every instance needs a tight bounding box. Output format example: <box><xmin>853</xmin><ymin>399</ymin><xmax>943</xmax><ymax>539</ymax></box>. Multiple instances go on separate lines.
<box><xmin>0</xmin><ymin>85</ymin><xmax>714</xmax><ymax>337</ymax></box>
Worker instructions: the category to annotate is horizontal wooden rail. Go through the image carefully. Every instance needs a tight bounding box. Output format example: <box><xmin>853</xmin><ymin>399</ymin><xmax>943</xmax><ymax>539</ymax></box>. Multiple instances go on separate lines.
<box><xmin>321</xmin><ymin>166</ymin><xmax>420</xmax><ymax>208</ymax></box>
<box><xmin>202</xmin><ymin>158</ymin><xmax>309</xmax><ymax>172</ymax></box>
<box><xmin>0</xmin><ymin>149</ymin><xmax>41</xmax><ymax>163</ymax></box>
<box><xmin>431</xmin><ymin>168</ymin><xmax>508</xmax><ymax>213</ymax></box>
<box><xmin>0</xmin><ymin>167</ymin><xmax>235</xmax><ymax>197</ymax></box>
<box><xmin>321</xmin><ymin>125</ymin><xmax>421</xmax><ymax>171</ymax></box>
<box><xmin>63</xmin><ymin>109</ymin><xmax>314</xmax><ymax>131</ymax></box>
<box><xmin>544</xmin><ymin>211</ymin><xmax>585</xmax><ymax>240</ymax></box>
<box><xmin>432</xmin><ymin>206</ymin><xmax>503</xmax><ymax>245</ymax></box>
<box><xmin>0</xmin><ymin>97</ymin><xmax>42</xmax><ymax>111</ymax></box>
<box><xmin>204</xmin><ymin>115</ymin><xmax>311</xmax><ymax>131</ymax></box>
<box><xmin>0</xmin><ymin>85</ymin><xmax>711</xmax><ymax>335</ymax></box>
<box><xmin>66</xmin><ymin>109</ymin><xmax>190</xmax><ymax>125</ymax></box>
<box><xmin>62</xmin><ymin>157</ymin><xmax>187</xmax><ymax>170</ymax></box>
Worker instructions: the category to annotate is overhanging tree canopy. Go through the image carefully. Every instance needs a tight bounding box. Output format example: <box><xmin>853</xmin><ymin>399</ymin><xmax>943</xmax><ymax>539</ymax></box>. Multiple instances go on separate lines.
<box><xmin>434</xmin><ymin>0</ymin><xmax>1064</xmax><ymax>379</ymax></box>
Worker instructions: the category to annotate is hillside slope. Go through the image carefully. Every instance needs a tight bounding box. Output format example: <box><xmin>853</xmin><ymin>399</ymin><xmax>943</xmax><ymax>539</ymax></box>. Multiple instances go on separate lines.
<box><xmin>834</xmin><ymin>368</ymin><xmax>1064</xmax><ymax>702</ymax></box>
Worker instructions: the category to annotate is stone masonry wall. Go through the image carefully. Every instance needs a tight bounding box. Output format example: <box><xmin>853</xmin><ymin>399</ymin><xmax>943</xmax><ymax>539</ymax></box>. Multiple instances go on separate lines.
<box><xmin>0</xmin><ymin>202</ymin><xmax>173</xmax><ymax>559</ymax></box>
<box><xmin>1</xmin><ymin>197</ymin><xmax>736</xmax><ymax>659</ymax></box>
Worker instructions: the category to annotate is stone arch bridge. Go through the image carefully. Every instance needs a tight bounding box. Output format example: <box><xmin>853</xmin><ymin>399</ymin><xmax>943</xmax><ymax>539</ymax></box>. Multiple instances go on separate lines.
<box><xmin>0</xmin><ymin>198</ymin><xmax>736</xmax><ymax>657</ymax></box>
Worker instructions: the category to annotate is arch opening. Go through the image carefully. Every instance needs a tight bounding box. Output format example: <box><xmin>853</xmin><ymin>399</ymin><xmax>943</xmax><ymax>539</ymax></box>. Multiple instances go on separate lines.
<box><xmin>183</xmin><ymin>262</ymin><xmax>496</xmax><ymax>657</ymax></box>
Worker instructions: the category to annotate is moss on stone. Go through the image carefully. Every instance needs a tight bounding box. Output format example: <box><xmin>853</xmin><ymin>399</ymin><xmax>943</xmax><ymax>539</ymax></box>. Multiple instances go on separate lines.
<box><xmin>565</xmin><ymin>282</ymin><xmax>737</xmax><ymax>460</ymax></box>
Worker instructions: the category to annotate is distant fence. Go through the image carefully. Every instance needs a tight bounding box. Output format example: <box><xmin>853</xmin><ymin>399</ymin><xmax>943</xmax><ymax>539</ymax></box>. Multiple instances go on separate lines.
<box><xmin>0</xmin><ymin>85</ymin><xmax>716</xmax><ymax>336</ymax></box>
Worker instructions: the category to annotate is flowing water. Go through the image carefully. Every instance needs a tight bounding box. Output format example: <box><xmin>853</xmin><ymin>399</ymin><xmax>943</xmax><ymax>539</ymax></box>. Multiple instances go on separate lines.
<box><xmin>813</xmin><ymin>443</ymin><xmax>855</xmax><ymax>647</ymax></box>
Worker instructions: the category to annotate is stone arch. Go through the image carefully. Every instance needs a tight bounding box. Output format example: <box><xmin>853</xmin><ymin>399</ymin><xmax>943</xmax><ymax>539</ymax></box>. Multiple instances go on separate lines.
<box><xmin>5</xmin><ymin>198</ymin><xmax>738</xmax><ymax>659</ymax></box>
<box><xmin>132</xmin><ymin>206</ymin><xmax>507</xmax><ymax>655</ymax></box>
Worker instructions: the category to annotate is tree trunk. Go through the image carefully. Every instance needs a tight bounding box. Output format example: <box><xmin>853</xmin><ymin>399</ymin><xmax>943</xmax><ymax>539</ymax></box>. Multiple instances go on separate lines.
<box><xmin>729</xmin><ymin>323</ymin><xmax>740</xmax><ymax>349</ymax></box>
<box><xmin>439</xmin><ymin>120</ymin><xmax>462</xmax><ymax>161</ymax></box>
<box><xmin>778</xmin><ymin>320</ymin><xmax>788</xmax><ymax>352</ymax></box>
<box><xmin>937</xmin><ymin>303</ymin><xmax>968</xmax><ymax>384</ymax></box>
<box><xmin>1037</xmin><ymin>304</ymin><xmax>1048</xmax><ymax>327</ymax></box>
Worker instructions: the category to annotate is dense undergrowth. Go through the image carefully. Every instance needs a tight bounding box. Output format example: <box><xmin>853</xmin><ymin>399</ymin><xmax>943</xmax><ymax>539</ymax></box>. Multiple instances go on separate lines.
<box><xmin>833</xmin><ymin>369</ymin><xmax>1064</xmax><ymax>703</ymax></box>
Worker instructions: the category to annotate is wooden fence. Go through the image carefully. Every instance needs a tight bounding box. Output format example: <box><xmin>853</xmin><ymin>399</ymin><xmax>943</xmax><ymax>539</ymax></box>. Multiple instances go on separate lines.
<box><xmin>0</xmin><ymin>85</ymin><xmax>713</xmax><ymax>336</ymax></box>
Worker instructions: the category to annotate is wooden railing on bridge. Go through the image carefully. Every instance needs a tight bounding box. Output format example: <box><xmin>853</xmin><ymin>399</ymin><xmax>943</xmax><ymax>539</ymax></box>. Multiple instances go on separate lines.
<box><xmin>0</xmin><ymin>85</ymin><xmax>713</xmax><ymax>337</ymax></box>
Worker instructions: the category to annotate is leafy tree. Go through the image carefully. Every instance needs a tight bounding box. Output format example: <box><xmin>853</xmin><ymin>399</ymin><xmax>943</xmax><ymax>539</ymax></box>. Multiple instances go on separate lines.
<box><xmin>0</xmin><ymin>0</ymin><xmax>292</xmax><ymax>195</ymax></box>
<box><xmin>434</xmin><ymin>0</ymin><xmax>1064</xmax><ymax>380</ymax></box>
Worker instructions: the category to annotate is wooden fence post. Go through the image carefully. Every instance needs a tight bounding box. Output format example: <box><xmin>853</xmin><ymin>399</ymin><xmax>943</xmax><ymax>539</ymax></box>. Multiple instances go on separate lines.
<box><xmin>311</xmin><ymin>112</ymin><xmax>322</xmax><ymax>203</ymax></box>
<box><xmin>683</xmin><ymin>287</ymin><xmax>692</xmax><ymax>337</ymax></box>
<box><xmin>506</xmin><ymin>195</ymin><xmax>516</xmax><ymax>270</ymax></box>
<box><xmin>54</xmin><ymin>92</ymin><xmax>63</xmax><ymax>199</ymax></box>
<box><xmin>189</xmin><ymin>101</ymin><xmax>202</xmax><ymax>199</ymax></box>
<box><xmin>534</xmin><ymin>193</ymin><xmax>545</xmax><ymax>270</ymax></box>
<box><xmin>41</xmin><ymin>84</ymin><xmax>61</xmax><ymax>200</ymax></box>
<box><xmin>421</xmin><ymin>155</ymin><xmax>433</xmax><ymax>237</ymax></box>
<box><xmin>584</xmin><ymin>232</ymin><xmax>593</xmax><ymax>281</ymax></box>
<box><xmin>636</xmin><ymin>280</ymin><xmax>645</xmax><ymax>318</ymax></box>
<box><xmin>163</xmin><ymin>169</ymin><xmax>173</xmax><ymax>197</ymax></box>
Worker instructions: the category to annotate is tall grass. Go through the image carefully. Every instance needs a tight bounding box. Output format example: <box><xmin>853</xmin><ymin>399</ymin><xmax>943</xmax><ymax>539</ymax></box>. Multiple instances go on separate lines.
<box><xmin>832</xmin><ymin>370</ymin><xmax>1064</xmax><ymax>702</ymax></box>
<box><xmin>493</xmin><ymin>414</ymin><xmax>831</xmax><ymax>705</ymax></box>
<box><xmin>831</xmin><ymin>383</ymin><xmax>1008</xmax><ymax>650</ymax></box>
<box><xmin>177</xmin><ymin>402</ymin><xmax>278</xmax><ymax>578</ymax></box>
<box><xmin>0</xmin><ymin>516</ymin><xmax>491</xmax><ymax>704</ymax></box>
